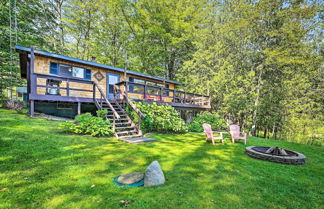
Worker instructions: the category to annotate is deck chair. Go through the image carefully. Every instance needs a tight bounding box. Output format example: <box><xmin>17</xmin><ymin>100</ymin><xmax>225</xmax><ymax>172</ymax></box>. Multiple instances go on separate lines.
<box><xmin>229</xmin><ymin>125</ymin><xmax>247</xmax><ymax>144</ymax></box>
<box><xmin>202</xmin><ymin>123</ymin><xmax>225</xmax><ymax>145</ymax></box>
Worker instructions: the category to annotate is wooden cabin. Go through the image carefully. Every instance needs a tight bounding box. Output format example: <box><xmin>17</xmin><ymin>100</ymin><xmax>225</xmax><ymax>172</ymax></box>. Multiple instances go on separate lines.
<box><xmin>16</xmin><ymin>45</ymin><xmax>210</xmax><ymax>138</ymax></box>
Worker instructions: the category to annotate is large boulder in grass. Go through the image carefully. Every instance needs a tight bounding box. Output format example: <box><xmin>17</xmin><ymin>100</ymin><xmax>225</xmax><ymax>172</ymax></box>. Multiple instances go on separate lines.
<box><xmin>117</xmin><ymin>172</ymin><xmax>144</xmax><ymax>185</ymax></box>
<box><xmin>144</xmin><ymin>161</ymin><xmax>165</xmax><ymax>187</ymax></box>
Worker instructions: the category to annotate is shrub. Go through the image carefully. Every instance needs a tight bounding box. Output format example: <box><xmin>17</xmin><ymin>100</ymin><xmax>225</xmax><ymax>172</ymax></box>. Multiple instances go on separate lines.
<box><xmin>60</xmin><ymin>111</ymin><xmax>114</xmax><ymax>137</ymax></box>
<box><xmin>96</xmin><ymin>109</ymin><xmax>108</xmax><ymax>119</ymax></box>
<box><xmin>187</xmin><ymin>112</ymin><xmax>227</xmax><ymax>132</ymax></box>
<box><xmin>135</xmin><ymin>102</ymin><xmax>188</xmax><ymax>133</ymax></box>
<box><xmin>2</xmin><ymin>100</ymin><xmax>25</xmax><ymax>111</ymax></box>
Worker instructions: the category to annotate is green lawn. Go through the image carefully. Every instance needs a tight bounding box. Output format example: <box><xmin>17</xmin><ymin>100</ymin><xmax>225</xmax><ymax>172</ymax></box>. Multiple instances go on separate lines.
<box><xmin>0</xmin><ymin>109</ymin><xmax>323</xmax><ymax>209</ymax></box>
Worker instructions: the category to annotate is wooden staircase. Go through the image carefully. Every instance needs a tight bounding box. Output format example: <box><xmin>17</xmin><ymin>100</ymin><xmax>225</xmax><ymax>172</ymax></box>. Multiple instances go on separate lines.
<box><xmin>92</xmin><ymin>82</ymin><xmax>143</xmax><ymax>139</ymax></box>
<box><xmin>104</xmin><ymin>101</ymin><xmax>142</xmax><ymax>139</ymax></box>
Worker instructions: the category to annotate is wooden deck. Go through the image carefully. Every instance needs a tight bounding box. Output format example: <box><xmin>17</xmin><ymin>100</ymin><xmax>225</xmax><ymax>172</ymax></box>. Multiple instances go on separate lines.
<box><xmin>29</xmin><ymin>73</ymin><xmax>211</xmax><ymax>110</ymax></box>
<box><xmin>26</xmin><ymin>47</ymin><xmax>210</xmax><ymax>111</ymax></box>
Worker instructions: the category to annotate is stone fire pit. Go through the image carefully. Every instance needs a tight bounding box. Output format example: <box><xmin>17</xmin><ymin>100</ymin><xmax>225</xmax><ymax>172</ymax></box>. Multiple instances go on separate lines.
<box><xmin>245</xmin><ymin>146</ymin><xmax>306</xmax><ymax>165</ymax></box>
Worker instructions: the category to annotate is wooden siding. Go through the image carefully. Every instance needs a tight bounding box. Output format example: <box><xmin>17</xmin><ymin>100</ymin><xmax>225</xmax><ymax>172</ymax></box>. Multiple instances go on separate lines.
<box><xmin>34</xmin><ymin>55</ymin><xmax>175</xmax><ymax>100</ymax></box>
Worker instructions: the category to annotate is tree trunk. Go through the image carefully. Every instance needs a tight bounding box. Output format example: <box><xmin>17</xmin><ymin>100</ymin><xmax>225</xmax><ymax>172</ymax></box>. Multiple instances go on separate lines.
<box><xmin>252</xmin><ymin>68</ymin><xmax>263</xmax><ymax>136</ymax></box>
<box><xmin>264</xmin><ymin>128</ymin><xmax>267</xmax><ymax>138</ymax></box>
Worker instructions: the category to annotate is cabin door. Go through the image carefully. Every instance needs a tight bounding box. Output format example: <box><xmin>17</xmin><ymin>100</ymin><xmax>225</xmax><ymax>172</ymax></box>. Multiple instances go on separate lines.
<box><xmin>107</xmin><ymin>73</ymin><xmax>120</xmax><ymax>99</ymax></box>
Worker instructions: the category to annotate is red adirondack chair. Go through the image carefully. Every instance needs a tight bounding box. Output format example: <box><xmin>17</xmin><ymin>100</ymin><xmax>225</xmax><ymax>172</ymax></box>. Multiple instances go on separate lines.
<box><xmin>202</xmin><ymin>123</ymin><xmax>225</xmax><ymax>145</ymax></box>
<box><xmin>229</xmin><ymin>125</ymin><xmax>247</xmax><ymax>144</ymax></box>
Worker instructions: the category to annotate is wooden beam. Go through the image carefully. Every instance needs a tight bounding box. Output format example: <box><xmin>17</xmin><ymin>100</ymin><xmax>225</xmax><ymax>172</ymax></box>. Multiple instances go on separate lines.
<box><xmin>144</xmin><ymin>84</ymin><xmax>147</xmax><ymax>99</ymax></box>
<box><xmin>30</xmin><ymin>100</ymin><xmax>34</xmax><ymax>117</ymax></box>
<box><xmin>26</xmin><ymin>59</ymin><xmax>30</xmax><ymax>103</ymax></box>
<box><xmin>77</xmin><ymin>102</ymin><xmax>81</xmax><ymax>115</ymax></box>
<box><xmin>34</xmin><ymin>73</ymin><xmax>94</xmax><ymax>84</ymax></box>
<box><xmin>29</xmin><ymin>94</ymin><xmax>95</xmax><ymax>103</ymax></box>
<box><xmin>30</xmin><ymin>47</ymin><xmax>36</xmax><ymax>95</ymax></box>
<box><xmin>36</xmin><ymin>85</ymin><xmax>93</xmax><ymax>92</ymax></box>
<box><xmin>67</xmin><ymin>79</ymin><xmax>70</xmax><ymax>97</ymax></box>
<box><xmin>160</xmin><ymin>87</ymin><xmax>163</xmax><ymax>101</ymax></box>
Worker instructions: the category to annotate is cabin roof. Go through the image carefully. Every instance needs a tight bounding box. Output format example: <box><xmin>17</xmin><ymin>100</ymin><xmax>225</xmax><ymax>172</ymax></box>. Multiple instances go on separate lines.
<box><xmin>15</xmin><ymin>45</ymin><xmax>181</xmax><ymax>85</ymax></box>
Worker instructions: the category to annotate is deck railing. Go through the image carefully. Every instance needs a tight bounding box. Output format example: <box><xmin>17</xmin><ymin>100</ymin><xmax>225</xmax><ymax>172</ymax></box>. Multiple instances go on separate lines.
<box><xmin>31</xmin><ymin>73</ymin><xmax>120</xmax><ymax>129</ymax></box>
<box><xmin>114</xmin><ymin>81</ymin><xmax>211</xmax><ymax>107</ymax></box>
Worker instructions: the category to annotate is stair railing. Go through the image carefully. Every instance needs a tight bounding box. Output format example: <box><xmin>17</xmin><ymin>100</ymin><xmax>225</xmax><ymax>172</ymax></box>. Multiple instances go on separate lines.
<box><xmin>114</xmin><ymin>82</ymin><xmax>145</xmax><ymax>136</ymax></box>
<box><xmin>93</xmin><ymin>81</ymin><xmax>120</xmax><ymax>131</ymax></box>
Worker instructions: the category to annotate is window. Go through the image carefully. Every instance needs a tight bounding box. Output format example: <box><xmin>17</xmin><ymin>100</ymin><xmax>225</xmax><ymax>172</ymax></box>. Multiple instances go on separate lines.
<box><xmin>147</xmin><ymin>87</ymin><xmax>160</xmax><ymax>95</ymax></box>
<box><xmin>128</xmin><ymin>77</ymin><xmax>172</xmax><ymax>95</ymax></box>
<box><xmin>72</xmin><ymin>67</ymin><xmax>84</xmax><ymax>78</ymax></box>
<box><xmin>59</xmin><ymin>64</ymin><xmax>72</xmax><ymax>77</ymax></box>
<box><xmin>133</xmin><ymin>86</ymin><xmax>144</xmax><ymax>93</ymax></box>
<box><xmin>129</xmin><ymin>77</ymin><xmax>145</xmax><ymax>85</ymax></box>
<box><xmin>163</xmin><ymin>84</ymin><xmax>170</xmax><ymax>96</ymax></box>
<box><xmin>49</xmin><ymin>62</ymin><xmax>91</xmax><ymax>80</ymax></box>
<box><xmin>157</xmin><ymin>83</ymin><xmax>164</xmax><ymax>88</ymax></box>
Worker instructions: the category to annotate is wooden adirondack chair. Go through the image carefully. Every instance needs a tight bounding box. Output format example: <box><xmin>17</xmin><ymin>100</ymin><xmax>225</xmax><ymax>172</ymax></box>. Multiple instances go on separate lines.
<box><xmin>202</xmin><ymin>123</ymin><xmax>225</xmax><ymax>145</ymax></box>
<box><xmin>229</xmin><ymin>125</ymin><xmax>247</xmax><ymax>144</ymax></box>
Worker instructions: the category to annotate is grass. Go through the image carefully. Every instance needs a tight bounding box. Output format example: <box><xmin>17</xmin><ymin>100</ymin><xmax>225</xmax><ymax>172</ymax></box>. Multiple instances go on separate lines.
<box><xmin>0</xmin><ymin>108</ymin><xmax>323</xmax><ymax>209</ymax></box>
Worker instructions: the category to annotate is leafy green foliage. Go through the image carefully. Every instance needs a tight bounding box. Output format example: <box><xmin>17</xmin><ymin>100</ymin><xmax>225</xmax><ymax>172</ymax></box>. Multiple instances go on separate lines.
<box><xmin>135</xmin><ymin>102</ymin><xmax>188</xmax><ymax>133</ymax></box>
<box><xmin>60</xmin><ymin>112</ymin><xmax>113</xmax><ymax>137</ymax></box>
<box><xmin>177</xmin><ymin>0</ymin><xmax>323</xmax><ymax>143</ymax></box>
<box><xmin>96</xmin><ymin>109</ymin><xmax>108</xmax><ymax>119</ymax></box>
<box><xmin>187</xmin><ymin>112</ymin><xmax>227</xmax><ymax>132</ymax></box>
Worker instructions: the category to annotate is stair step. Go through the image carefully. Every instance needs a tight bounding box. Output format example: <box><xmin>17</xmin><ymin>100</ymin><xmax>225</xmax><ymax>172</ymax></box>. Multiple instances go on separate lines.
<box><xmin>108</xmin><ymin>118</ymin><xmax>129</xmax><ymax>121</ymax></box>
<box><xmin>115</xmin><ymin>122</ymin><xmax>132</xmax><ymax>126</ymax></box>
<box><xmin>115</xmin><ymin>126</ymin><xmax>135</xmax><ymax>130</ymax></box>
<box><xmin>116</xmin><ymin>130</ymin><xmax>137</xmax><ymax>135</ymax></box>
<box><xmin>102</xmin><ymin>106</ymin><xmax>121</xmax><ymax>110</ymax></box>
<box><xmin>118</xmin><ymin>134</ymin><xmax>142</xmax><ymax>139</ymax></box>
<box><xmin>107</xmin><ymin>113</ymin><xmax>126</xmax><ymax>116</ymax></box>
<box><xmin>107</xmin><ymin>117</ymin><xmax>128</xmax><ymax>120</ymax></box>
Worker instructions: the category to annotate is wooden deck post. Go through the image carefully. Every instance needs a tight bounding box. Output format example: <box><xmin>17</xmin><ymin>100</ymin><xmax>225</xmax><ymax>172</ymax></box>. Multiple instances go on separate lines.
<box><xmin>125</xmin><ymin>81</ymin><xmax>128</xmax><ymax>98</ymax></box>
<box><xmin>93</xmin><ymin>83</ymin><xmax>96</xmax><ymax>99</ymax></box>
<box><xmin>77</xmin><ymin>102</ymin><xmax>81</xmax><ymax>115</ymax></box>
<box><xmin>30</xmin><ymin>100</ymin><xmax>34</xmax><ymax>117</ymax></box>
<box><xmin>30</xmin><ymin>47</ymin><xmax>36</xmax><ymax>95</ymax></box>
<box><xmin>160</xmin><ymin>87</ymin><xmax>163</xmax><ymax>101</ymax></box>
<box><xmin>144</xmin><ymin>84</ymin><xmax>147</xmax><ymax>100</ymax></box>
<box><xmin>67</xmin><ymin>79</ymin><xmax>70</xmax><ymax>97</ymax></box>
<box><xmin>173</xmin><ymin>90</ymin><xmax>176</xmax><ymax>102</ymax></box>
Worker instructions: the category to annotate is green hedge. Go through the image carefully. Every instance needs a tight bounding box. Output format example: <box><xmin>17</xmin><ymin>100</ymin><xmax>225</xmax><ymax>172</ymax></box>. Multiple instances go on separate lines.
<box><xmin>134</xmin><ymin>102</ymin><xmax>188</xmax><ymax>133</ymax></box>
<box><xmin>187</xmin><ymin>112</ymin><xmax>227</xmax><ymax>132</ymax></box>
<box><xmin>60</xmin><ymin>110</ymin><xmax>114</xmax><ymax>137</ymax></box>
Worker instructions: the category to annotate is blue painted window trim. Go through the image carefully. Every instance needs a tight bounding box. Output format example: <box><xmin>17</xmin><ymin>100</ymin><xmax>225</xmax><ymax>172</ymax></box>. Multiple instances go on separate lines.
<box><xmin>85</xmin><ymin>69</ymin><xmax>91</xmax><ymax>80</ymax></box>
<box><xmin>49</xmin><ymin>61</ymin><xmax>91</xmax><ymax>81</ymax></box>
<box><xmin>50</xmin><ymin>62</ymin><xmax>58</xmax><ymax>74</ymax></box>
<box><xmin>129</xmin><ymin>77</ymin><xmax>134</xmax><ymax>92</ymax></box>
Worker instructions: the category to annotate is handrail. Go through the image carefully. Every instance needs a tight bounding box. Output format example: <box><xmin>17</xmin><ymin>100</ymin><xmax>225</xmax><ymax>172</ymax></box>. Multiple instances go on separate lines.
<box><xmin>115</xmin><ymin>81</ymin><xmax>210</xmax><ymax>98</ymax></box>
<box><xmin>114</xmin><ymin>84</ymin><xmax>145</xmax><ymax>136</ymax></box>
<box><xmin>93</xmin><ymin>82</ymin><xmax>120</xmax><ymax>119</ymax></box>
<box><xmin>114</xmin><ymin>84</ymin><xmax>145</xmax><ymax>119</ymax></box>
<box><xmin>34</xmin><ymin>73</ymin><xmax>93</xmax><ymax>84</ymax></box>
<box><xmin>124</xmin><ymin>93</ymin><xmax>146</xmax><ymax>119</ymax></box>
